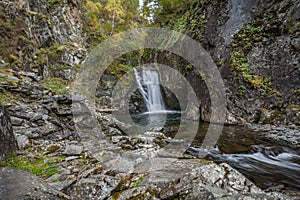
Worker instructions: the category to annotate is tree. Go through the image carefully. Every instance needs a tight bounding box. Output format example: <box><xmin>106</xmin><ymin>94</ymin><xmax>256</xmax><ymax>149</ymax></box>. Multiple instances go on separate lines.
<box><xmin>82</xmin><ymin>0</ymin><xmax>141</xmax><ymax>46</ymax></box>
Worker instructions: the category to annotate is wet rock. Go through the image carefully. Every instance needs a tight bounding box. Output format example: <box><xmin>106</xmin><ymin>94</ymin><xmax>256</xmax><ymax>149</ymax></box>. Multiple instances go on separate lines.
<box><xmin>10</xmin><ymin>110</ymin><xmax>34</xmax><ymax>120</ymax></box>
<box><xmin>18</xmin><ymin>71</ymin><xmax>41</xmax><ymax>82</ymax></box>
<box><xmin>97</xmin><ymin>96</ymin><xmax>112</xmax><ymax>109</ymax></box>
<box><xmin>0</xmin><ymin>105</ymin><xmax>18</xmax><ymax>161</ymax></box>
<box><xmin>77</xmin><ymin>165</ymin><xmax>104</xmax><ymax>179</ymax></box>
<box><xmin>265</xmin><ymin>184</ymin><xmax>285</xmax><ymax>192</ymax></box>
<box><xmin>0</xmin><ymin>167</ymin><xmax>70</xmax><ymax>199</ymax></box>
<box><xmin>251</xmin><ymin>124</ymin><xmax>300</xmax><ymax>148</ymax></box>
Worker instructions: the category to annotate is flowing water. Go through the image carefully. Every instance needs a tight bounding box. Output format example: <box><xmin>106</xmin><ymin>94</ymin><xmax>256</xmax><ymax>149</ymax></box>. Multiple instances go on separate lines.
<box><xmin>186</xmin><ymin>123</ymin><xmax>300</xmax><ymax>192</ymax></box>
<box><xmin>132</xmin><ymin>68</ymin><xmax>300</xmax><ymax>194</ymax></box>
<box><xmin>132</xmin><ymin>113</ymin><xmax>300</xmax><ymax>193</ymax></box>
<box><xmin>134</xmin><ymin>68</ymin><xmax>165</xmax><ymax>113</ymax></box>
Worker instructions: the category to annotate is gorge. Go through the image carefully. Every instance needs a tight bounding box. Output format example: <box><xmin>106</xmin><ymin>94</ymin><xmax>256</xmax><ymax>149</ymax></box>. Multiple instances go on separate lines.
<box><xmin>0</xmin><ymin>0</ymin><xmax>299</xmax><ymax>199</ymax></box>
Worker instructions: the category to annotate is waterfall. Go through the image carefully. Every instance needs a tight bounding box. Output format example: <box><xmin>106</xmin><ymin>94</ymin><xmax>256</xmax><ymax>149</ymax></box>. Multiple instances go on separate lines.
<box><xmin>134</xmin><ymin>68</ymin><xmax>166</xmax><ymax>113</ymax></box>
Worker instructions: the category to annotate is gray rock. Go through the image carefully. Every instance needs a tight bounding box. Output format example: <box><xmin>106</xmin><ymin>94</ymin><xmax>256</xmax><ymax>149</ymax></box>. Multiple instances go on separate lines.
<box><xmin>198</xmin><ymin>162</ymin><xmax>261</xmax><ymax>194</ymax></box>
<box><xmin>0</xmin><ymin>105</ymin><xmax>18</xmax><ymax>161</ymax></box>
<box><xmin>186</xmin><ymin>101</ymin><xmax>200</xmax><ymax>121</ymax></box>
<box><xmin>63</xmin><ymin>145</ymin><xmax>83</xmax><ymax>156</ymax></box>
<box><xmin>17</xmin><ymin>135</ymin><xmax>29</xmax><ymax>149</ymax></box>
<box><xmin>10</xmin><ymin>116</ymin><xmax>24</xmax><ymax>126</ymax></box>
<box><xmin>107</xmin><ymin>187</ymin><xmax>156</xmax><ymax>200</ymax></box>
<box><xmin>135</xmin><ymin>159</ymin><xmax>290</xmax><ymax>200</ymax></box>
<box><xmin>67</xmin><ymin>176</ymin><xmax>121</xmax><ymax>200</ymax></box>
<box><xmin>0</xmin><ymin>167</ymin><xmax>70</xmax><ymax>199</ymax></box>
<box><xmin>65</xmin><ymin>156</ymin><xmax>80</xmax><ymax>162</ymax></box>
<box><xmin>18</xmin><ymin>71</ymin><xmax>41</xmax><ymax>82</ymax></box>
<box><xmin>7</xmin><ymin>75</ymin><xmax>20</xmax><ymax>82</ymax></box>
<box><xmin>49</xmin><ymin>180</ymin><xmax>75</xmax><ymax>191</ymax></box>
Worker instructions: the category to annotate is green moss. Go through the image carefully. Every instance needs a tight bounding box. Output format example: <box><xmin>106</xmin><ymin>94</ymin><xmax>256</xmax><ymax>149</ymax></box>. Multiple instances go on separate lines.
<box><xmin>0</xmin><ymin>91</ymin><xmax>21</xmax><ymax>104</ymax></box>
<box><xmin>132</xmin><ymin>176</ymin><xmax>144</xmax><ymax>188</ymax></box>
<box><xmin>0</xmin><ymin>76</ymin><xmax>18</xmax><ymax>85</ymax></box>
<box><xmin>106</xmin><ymin>64</ymin><xmax>133</xmax><ymax>79</ymax></box>
<box><xmin>49</xmin><ymin>177</ymin><xmax>60</xmax><ymax>183</ymax></box>
<box><xmin>48</xmin><ymin>0</ymin><xmax>60</xmax><ymax>9</ymax></box>
<box><xmin>289</xmin><ymin>104</ymin><xmax>300</xmax><ymax>110</ymax></box>
<box><xmin>58</xmin><ymin>63</ymin><xmax>81</xmax><ymax>70</ymax></box>
<box><xmin>0</xmin><ymin>154</ymin><xmax>58</xmax><ymax>178</ymax></box>
<box><xmin>230</xmin><ymin>24</ymin><xmax>280</xmax><ymax>96</ymax></box>
<box><xmin>58</xmin><ymin>64</ymin><xmax>71</xmax><ymax>70</ymax></box>
<box><xmin>198</xmin><ymin>71</ymin><xmax>206</xmax><ymax>80</ymax></box>
<box><xmin>0</xmin><ymin>10</ymin><xmax>31</xmax><ymax>68</ymax></box>
<box><xmin>41</xmin><ymin>78</ymin><xmax>69</xmax><ymax>95</ymax></box>
<box><xmin>45</xmin><ymin>167</ymin><xmax>60</xmax><ymax>178</ymax></box>
<box><xmin>239</xmin><ymin>85</ymin><xmax>246</xmax><ymax>94</ymax></box>
<box><xmin>35</xmin><ymin>44</ymin><xmax>68</xmax><ymax>70</ymax></box>
<box><xmin>185</xmin><ymin>64</ymin><xmax>193</xmax><ymax>72</ymax></box>
<box><xmin>25</xmin><ymin>147</ymin><xmax>33</xmax><ymax>152</ymax></box>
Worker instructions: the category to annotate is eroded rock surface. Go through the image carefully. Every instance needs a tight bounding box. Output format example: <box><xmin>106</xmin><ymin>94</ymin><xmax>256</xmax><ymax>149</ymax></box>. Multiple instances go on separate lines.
<box><xmin>0</xmin><ymin>105</ymin><xmax>18</xmax><ymax>161</ymax></box>
<box><xmin>0</xmin><ymin>167</ymin><xmax>70</xmax><ymax>199</ymax></box>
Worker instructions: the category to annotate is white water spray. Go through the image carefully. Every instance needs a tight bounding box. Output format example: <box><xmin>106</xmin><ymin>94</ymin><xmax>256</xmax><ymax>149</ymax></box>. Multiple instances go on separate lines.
<box><xmin>134</xmin><ymin>68</ymin><xmax>166</xmax><ymax>113</ymax></box>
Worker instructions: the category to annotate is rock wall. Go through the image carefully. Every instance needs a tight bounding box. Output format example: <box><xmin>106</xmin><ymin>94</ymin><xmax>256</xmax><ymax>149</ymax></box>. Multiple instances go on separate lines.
<box><xmin>0</xmin><ymin>0</ymin><xmax>86</xmax><ymax>79</ymax></box>
<box><xmin>1</xmin><ymin>0</ymin><xmax>298</xmax><ymax>125</ymax></box>
<box><xmin>186</xmin><ymin>0</ymin><xmax>300</xmax><ymax>125</ymax></box>
<box><xmin>0</xmin><ymin>105</ymin><xmax>18</xmax><ymax>161</ymax></box>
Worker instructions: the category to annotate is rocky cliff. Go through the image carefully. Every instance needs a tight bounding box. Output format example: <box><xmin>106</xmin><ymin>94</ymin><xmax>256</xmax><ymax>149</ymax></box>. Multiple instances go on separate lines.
<box><xmin>0</xmin><ymin>0</ymin><xmax>299</xmax><ymax>125</ymax></box>
<box><xmin>0</xmin><ymin>0</ymin><xmax>299</xmax><ymax>199</ymax></box>
<box><xmin>0</xmin><ymin>0</ymin><xmax>85</xmax><ymax>80</ymax></box>
<box><xmin>184</xmin><ymin>0</ymin><xmax>300</xmax><ymax>125</ymax></box>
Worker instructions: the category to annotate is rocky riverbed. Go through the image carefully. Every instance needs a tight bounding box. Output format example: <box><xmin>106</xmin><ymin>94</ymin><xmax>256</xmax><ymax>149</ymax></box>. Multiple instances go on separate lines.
<box><xmin>0</xmin><ymin>66</ymin><xmax>299</xmax><ymax>199</ymax></box>
<box><xmin>0</xmin><ymin>0</ymin><xmax>299</xmax><ymax>199</ymax></box>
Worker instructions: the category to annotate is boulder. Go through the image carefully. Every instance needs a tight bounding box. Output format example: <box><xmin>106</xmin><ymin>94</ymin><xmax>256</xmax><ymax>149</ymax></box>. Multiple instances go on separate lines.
<box><xmin>0</xmin><ymin>167</ymin><xmax>70</xmax><ymax>199</ymax></box>
<box><xmin>0</xmin><ymin>105</ymin><xmax>18</xmax><ymax>161</ymax></box>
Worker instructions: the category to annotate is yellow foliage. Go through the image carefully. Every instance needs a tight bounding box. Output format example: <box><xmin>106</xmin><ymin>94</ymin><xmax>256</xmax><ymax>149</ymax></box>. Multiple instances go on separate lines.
<box><xmin>85</xmin><ymin>0</ymin><xmax>101</xmax><ymax>13</ymax></box>
<box><xmin>105</xmin><ymin>0</ymin><xmax>126</xmax><ymax>23</ymax></box>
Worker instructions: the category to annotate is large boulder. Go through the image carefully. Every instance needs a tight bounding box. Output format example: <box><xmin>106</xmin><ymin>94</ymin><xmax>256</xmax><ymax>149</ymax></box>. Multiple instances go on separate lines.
<box><xmin>0</xmin><ymin>167</ymin><xmax>70</xmax><ymax>199</ymax></box>
<box><xmin>0</xmin><ymin>105</ymin><xmax>18</xmax><ymax>161</ymax></box>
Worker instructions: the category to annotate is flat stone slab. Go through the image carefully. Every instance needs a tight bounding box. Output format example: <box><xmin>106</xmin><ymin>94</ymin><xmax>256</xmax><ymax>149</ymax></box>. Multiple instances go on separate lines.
<box><xmin>0</xmin><ymin>167</ymin><xmax>70</xmax><ymax>199</ymax></box>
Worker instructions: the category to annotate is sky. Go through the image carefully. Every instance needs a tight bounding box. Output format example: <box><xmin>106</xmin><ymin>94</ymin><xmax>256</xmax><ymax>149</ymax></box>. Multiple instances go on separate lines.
<box><xmin>139</xmin><ymin>0</ymin><xmax>144</xmax><ymax>10</ymax></box>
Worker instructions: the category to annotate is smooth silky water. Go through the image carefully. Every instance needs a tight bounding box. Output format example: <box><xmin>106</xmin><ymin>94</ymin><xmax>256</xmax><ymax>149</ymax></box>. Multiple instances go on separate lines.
<box><xmin>131</xmin><ymin>113</ymin><xmax>300</xmax><ymax>192</ymax></box>
<box><xmin>131</xmin><ymin>67</ymin><xmax>300</xmax><ymax>193</ymax></box>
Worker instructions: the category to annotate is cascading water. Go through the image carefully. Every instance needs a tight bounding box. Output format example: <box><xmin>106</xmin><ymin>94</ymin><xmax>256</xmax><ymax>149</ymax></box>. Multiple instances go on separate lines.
<box><xmin>134</xmin><ymin>68</ymin><xmax>166</xmax><ymax>113</ymax></box>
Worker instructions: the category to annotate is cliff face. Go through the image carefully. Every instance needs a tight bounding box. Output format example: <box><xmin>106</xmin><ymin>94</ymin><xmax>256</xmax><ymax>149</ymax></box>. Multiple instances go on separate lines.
<box><xmin>0</xmin><ymin>0</ymin><xmax>299</xmax><ymax>126</ymax></box>
<box><xmin>0</xmin><ymin>0</ymin><xmax>85</xmax><ymax>79</ymax></box>
<box><xmin>0</xmin><ymin>1</ymin><xmax>299</xmax><ymax>199</ymax></box>
<box><xmin>182</xmin><ymin>0</ymin><xmax>300</xmax><ymax>125</ymax></box>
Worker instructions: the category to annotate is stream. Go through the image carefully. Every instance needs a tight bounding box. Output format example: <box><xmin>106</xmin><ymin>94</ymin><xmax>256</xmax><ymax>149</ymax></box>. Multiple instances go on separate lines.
<box><xmin>130</xmin><ymin>68</ymin><xmax>300</xmax><ymax>194</ymax></box>
<box><xmin>131</xmin><ymin>112</ymin><xmax>300</xmax><ymax>193</ymax></box>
